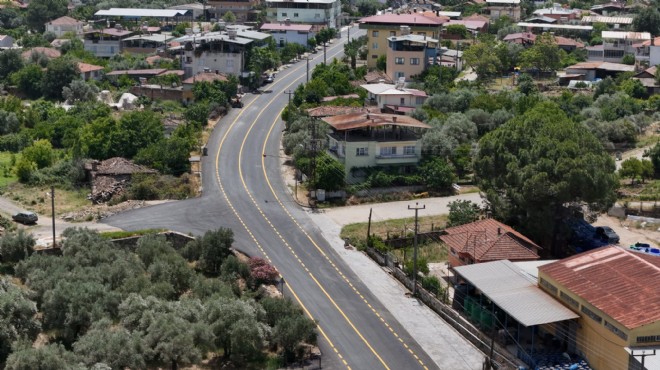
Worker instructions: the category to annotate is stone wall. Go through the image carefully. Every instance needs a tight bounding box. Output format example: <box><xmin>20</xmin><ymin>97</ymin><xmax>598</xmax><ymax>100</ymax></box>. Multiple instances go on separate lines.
<box><xmin>110</xmin><ymin>231</ymin><xmax>195</xmax><ymax>250</ymax></box>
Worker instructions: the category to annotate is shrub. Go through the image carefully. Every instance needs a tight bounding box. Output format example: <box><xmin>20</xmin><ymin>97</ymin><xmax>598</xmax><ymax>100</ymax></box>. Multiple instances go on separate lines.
<box><xmin>403</xmin><ymin>256</ymin><xmax>429</xmax><ymax>277</ymax></box>
<box><xmin>248</xmin><ymin>257</ymin><xmax>279</xmax><ymax>286</ymax></box>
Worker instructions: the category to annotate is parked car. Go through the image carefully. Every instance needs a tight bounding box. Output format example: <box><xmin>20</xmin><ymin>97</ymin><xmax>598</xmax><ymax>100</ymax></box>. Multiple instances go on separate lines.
<box><xmin>12</xmin><ymin>211</ymin><xmax>38</xmax><ymax>224</ymax></box>
<box><xmin>595</xmin><ymin>226</ymin><xmax>619</xmax><ymax>244</ymax></box>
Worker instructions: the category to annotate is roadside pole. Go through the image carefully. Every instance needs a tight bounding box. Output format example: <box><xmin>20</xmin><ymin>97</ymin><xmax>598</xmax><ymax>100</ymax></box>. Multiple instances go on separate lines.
<box><xmin>408</xmin><ymin>202</ymin><xmax>425</xmax><ymax>296</ymax></box>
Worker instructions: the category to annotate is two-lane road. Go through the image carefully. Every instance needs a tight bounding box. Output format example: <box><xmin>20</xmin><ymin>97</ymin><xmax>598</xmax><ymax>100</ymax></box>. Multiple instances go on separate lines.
<box><xmin>104</xmin><ymin>29</ymin><xmax>439</xmax><ymax>369</ymax></box>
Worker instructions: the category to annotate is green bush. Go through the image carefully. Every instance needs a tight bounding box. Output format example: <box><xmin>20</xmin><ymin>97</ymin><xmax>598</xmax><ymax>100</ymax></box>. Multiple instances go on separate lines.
<box><xmin>368</xmin><ymin>235</ymin><xmax>389</xmax><ymax>253</ymax></box>
<box><xmin>421</xmin><ymin>275</ymin><xmax>441</xmax><ymax>295</ymax></box>
<box><xmin>403</xmin><ymin>256</ymin><xmax>429</xmax><ymax>277</ymax></box>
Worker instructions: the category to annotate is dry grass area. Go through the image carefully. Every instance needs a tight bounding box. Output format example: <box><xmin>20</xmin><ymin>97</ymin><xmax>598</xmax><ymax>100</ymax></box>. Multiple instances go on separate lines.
<box><xmin>1</xmin><ymin>183</ymin><xmax>90</xmax><ymax>216</ymax></box>
<box><xmin>340</xmin><ymin>214</ymin><xmax>448</xmax><ymax>243</ymax></box>
<box><xmin>391</xmin><ymin>241</ymin><xmax>448</xmax><ymax>263</ymax></box>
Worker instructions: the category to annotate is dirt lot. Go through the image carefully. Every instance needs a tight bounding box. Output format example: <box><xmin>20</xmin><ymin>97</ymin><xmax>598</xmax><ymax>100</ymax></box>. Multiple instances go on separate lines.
<box><xmin>595</xmin><ymin>214</ymin><xmax>660</xmax><ymax>247</ymax></box>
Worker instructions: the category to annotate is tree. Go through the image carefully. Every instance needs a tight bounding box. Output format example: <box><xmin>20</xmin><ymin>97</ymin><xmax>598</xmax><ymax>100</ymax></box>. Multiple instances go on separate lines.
<box><xmin>142</xmin><ymin>312</ymin><xmax>210</xmax><ymax>370</ymax></box>
<box><xmin>0</xmin><ymin>229</ymin><xmax>35</xmax><ymax>264</ymax></box>
<box><xmin>641</xmin><ymin>159</ymin><xmax>654</xmax><ymax>182</ymax></box>
<box><xmin>62</xmin><ymin>80</ymin><xmax>100</xmax><ymax>103</ymax></box>
<box><xmin>649</xmin><ymin>142</ymin><xmax>660</xmax><ymax>178</ymax></box>
<box><xmin>440</xmin><ymin>113</ymin><xmax>478</xmax><ymax>144</ymax></box>
<box><xmin>520</xmin><ymin>32</ymin><xmax>561</xmax><ymax>73</ymax></box>
<box><xmin>420</xmin><ymin>158</ymin><xmax>456</xmax><ymax>192</ymax></box>
<box><xmin>272</xmin><ymin>315</ymin><xmax>316</xmax><ymax>363</ymax></box>
<box><xmin>344</xmin><ymin>38</ymin><xmax>360</xmax><ymax>69</ymax></box>
<box><xmin>474</xmin><ymin>102</ymin><xmax>618</xmax><ymax>253</ymax></box>
<box><xmin>248</xmin><ymin>257</ymin><xmax>279</xmax><ymax>286</ymax></box>
<box><xmin>115</xmin><ymin>110</ymin><xmax>164</xmax><ymax>158</ymax></box>
<box><xmin>135</xmin><ymin>136</ymin><xmax>193</xmax><ymax>176</ymax></box>
<box><xmin>0</xmin><ymin>49</ymin><xmax>23</xmax><ymax>82</ymax></box>
<box><xmin>447</xmin><ymin>200</ymin><xmax>481</xmax><ymax>227</ymax></box>
<box><xmin>463</xmin><ymin>40</ymin><xmax>501</xmax><ymax>80</ymax></box>
<box><xmin>5</xmin><ymin>343</ymin><xmax>82</xmax><ymax>370</ymax></box>
<box><xmin>11</xmin><ymin>64</ymin><xmax>44</xmax><ymax>99</ymax></box>
<box><xmin>26</xmin><ymin>0</ymin><xmax>67</xmax><ymax>32</ymax></box>
<box><xmin>0</xmin><ymin>278</ymin><xmax>41</xmax><ymax>363</ymax></box>
<box><xmin>22</xmin><ymin>139</ymin><xmax>54</xmax><ymax>169</ymax></box>
<box><xmin>632</xmin><ymin>8</ymin><xmax>660</xmax><ymax>35</ymax></box>
<box><xmin>185</xmin><ymin>228</ymin><xmax>234</xmax><ymax>275</ymax></box>
<box><xmin>14</xmin><ymin>157</ymin><xmax>36</xmax><ymax>183</ymax></box>
<box><xmin>0</xmin><ymin>110</ymin><xmax>20</xmax><ymax>135</ymax></box>
<box><xmin>620</xmin><ymin>157</ymin><xmax>643</xmax><ymax>184</ymax></box>
<box><xmin>445</xmin><ymin>24</ymin><xmax>468</xmax><ymax>38</ymax></box>
<box><xmin>517</xmin><ymin>73</ymin><xmax>538</xmax><ymax>95</ymax></box>
<box><xmin>620</xmin><ymin>79</ymin><xmax>648</xmax><ymax>99</ymax></box>
<box><xmin>313</xmin><ymin>152</ymin><xmax>344</xmax><ymax>191</ymax></box>
<box><xmin>356</xmin><ymin>0</ymin><xmax>384</xmax><ymax>16</ymax></box>
<box><xmin>42</xmin><ymin>57</ymin><xmax>79</xmax><ymax>100</ymax></box>
<box><xmin>73</xmin><ymin>320</ymin><xmax>146</xmax><ymax>370</ymax></box>
<box><xmin>376</xmin><ymin>55</ymin><xmax>386</xmax><ymax>71</ymax></box>
<box><xmin>222</xmin><ymin>11</ymin><xmax>236</xmax><ymax>23</ymax></box>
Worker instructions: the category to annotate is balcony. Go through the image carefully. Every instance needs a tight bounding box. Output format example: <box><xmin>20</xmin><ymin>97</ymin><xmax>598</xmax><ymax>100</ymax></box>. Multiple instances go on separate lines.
<box><xmin>375</xmin><ymin>154</ymin><xmax>419</xmax><ymax>165</ymax></box>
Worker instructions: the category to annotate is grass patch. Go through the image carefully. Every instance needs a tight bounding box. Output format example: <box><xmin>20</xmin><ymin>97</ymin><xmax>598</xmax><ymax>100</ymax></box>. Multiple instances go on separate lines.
<box><xmin>340</xmin><ymin>214</ymin><xmax>448</xmax><ymax>243</ymax></box>
<box><xmin>1</xmin><ymin>183</ymin><xmax>90</xmax><ymax>216</ymax></box>
<box><xmin>636</xmin><ymin>134</ymin><xmax>659</xmax><ymax>148</ymax></box>
<box><xmin>100</xmin><ymin>229</ymin><xmax>167</xmax><ymax>239</ymax></box>
<box><xmin>391</xmin><ymin>241</ymin><xmax>448</xmax><ymax>263</ymax></box>
<box><xmin>0</xmin><ymin>151</ymin><xmax>19</xmax><ymax>188</ymax></box>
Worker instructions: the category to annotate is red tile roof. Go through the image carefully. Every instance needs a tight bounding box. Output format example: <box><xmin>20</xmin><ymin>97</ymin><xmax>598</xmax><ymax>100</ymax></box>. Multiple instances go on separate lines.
<box><xmin>182</xmin><ymin>72</ymin><xmax>229</xmax><ymax>84</ymax></box>
<box><xmin>47</xmin><ymin>16</ymin><xmax>82</xmax><ymax>26</ymax></box>
<box><xmin>322</xmin><ymin>93</ymin><xmax>360</xmax><ymax>102</ymax></box>
<box><xmin>359</xmin><ymin>13</ymin><xmax>446</xmax><ymax>26</ymax></box>
<box><xmin>463</xmin><ymin>13</ymin><xmax>489</xmax><ymax>22</ymax></box>
<box><xmin>106</xmin><ymin>69</ymin><xmax>167</xmax><ymax>76</ymax></box>
<box><xmin>503</xmin><ymin>32</ymin><xmax>536</xmax><ymax>42</ymax></box>
<box><xmin>21</xmin><ymin>47</ymin><xmax>61</xmax><ymax>60</ymax></box>
<box><xmin>306</xmin><ymin>106</ymin><xmax>373</xmax><ymax>118</ymax></box>
<box><xmin>554</xmin><ymin>36</ymin><xmax>584</xmax><ymax>48</ymax></box>
<box><xmin>441</xmin><ymin>219</ymin><xmax>540</xmax><ymax>263</ymax></box>
<box><xmin>539</xmin><ymin>246</ymin><xmax>660</xmax><ymax>330</ymax></box>
<box><xmin>78</xmin><ymin>62</ymin><xmax>104</xmax><ymax>73</ymax></box>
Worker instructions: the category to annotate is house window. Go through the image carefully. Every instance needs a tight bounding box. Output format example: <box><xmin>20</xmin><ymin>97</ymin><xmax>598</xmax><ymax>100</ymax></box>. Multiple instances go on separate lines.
<box><xmin>372</xmin><ymin>42</ymin><xmax>378</xmax><ymax>49</ymax></box>
<box><xmin>410</xmin><ymin>57</ymin><xmax>420</xmax><ymax>65</ymax></box>
<box><xmin>604</xmin><ymin>321</ymin><xmax>628</xmax><ymax>341</ymax></box>
<box><xmin>372</xmin><ymin>55</ymin><xmax>378</xmax><ymax>59</ymax></box>
<box><xmin>559</xmin><ymin>291</ymin><xmax>579</xmax><ymax>310</ymax></box>
<box><xmin>226</xmin><ymin>59</ymin><xmax>234</xmax><ymax>68</ymax></box>
<box><xmin>272</xmin><ymin>12</ymin><xmax>277</xmax><ymax>16</ymax></box>
<box><xmin>380</xmin><ymin>146</ymin><xmax>396</xmax><ymax>156</ymax></box>
<box><xmin>294</xmin><ymin>13</ymin><xmax>299</xmax><ymax>17</ymax></box>
<box><xmin>637</xmin><ymin>335</ymin><xmax>660</xmax><ymax>343</ymax></box>
<box><xmin>415</xmin><ymin>97</ymin><xmax>425</xmax><ymax>105</ymax></box>
<box><xmin>315</xmin><ymin>13</ymin><xmax>321</xmax><ymax>18</ymax></box>
<box><xmin>403</xmin><ymin>146</ymin><xmax>415</xmax><ymax>155</ymax></box>
<box><xmin>539</xmin><ymin>278</ymin><xmax>558</xmax><ymax>295</ymax></box>
<box><xmin>372</xmin><ymin>30</ymin><xmax>379</xmax><ymax>37</ymax></box>
<box><xmin>395</xmin><ymin>57</ymin><xmax>404</xmax><ymax>64</ymax></box>
<box><xmin>581</xmin><ymin>305</ymin><xmax>602</xmax><ymax>324</ymax></box>
<box><xmin>400</xmin><ymin>97</ymin><xmax>405</xmax><ymax>105</ymax></box>
<box><xmin>186</xmin><ymin>56</ymin><xmax>193</xmax><ymax>63</ymax></box>
<box><xmin>282</xmin><ymin>12</ymin><xmax>287</xmax><ymax>17</ymax></box>
<box><xmin>356</xmin><ymin>147</ymin><xmax>369</xmax><ymax>156</ymax></box>
<box><xmin>390</xmin><ymin>31</ymin><xmax>396</xmax><ymax>36</ymax></box>
<box><xmin>395</xmin><ymin>72</ymin><xmax>404</xmax><ymax>79</ymax></box>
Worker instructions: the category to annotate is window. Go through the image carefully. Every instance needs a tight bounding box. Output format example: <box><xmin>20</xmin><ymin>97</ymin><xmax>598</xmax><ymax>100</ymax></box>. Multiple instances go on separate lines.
<box><xmin>356</xmin><ymin>147</ymin><xmax>369</xmax><ymax>156</ymax></box>
<box><xmin>226</xmin><ymin>59</ymin><xmax>234</xmax><ymax>68</ymax></box>
<box><xmin>403</xmin><ymin>146</ymin><xmax>415</xmax><ymax>155</ymax></box>
<box><xmin>390</xmin><ymin>31</ymin><xmax>396</xmax><ymax>36</ymax></box>
<box><xmin>372</xmin><ymin>42</ymin><xmax>378</xmax><ymax>49</ymax></box>
<box><xmin>380</xmin><ymin>146</ymin><xmax>397</xmax><ymax>156</ymax></box>
<box><xmin>395</xmin><ymin>57</ymin><xmax>405</xmax><ymax>64</ymax></box>
<box><xmin>604</xmin><ymin>321</ymin><xmax>628</xmax><ymax>341</ymax></box>
<box><xmin>581</xmin><ymin>305</ymin><xmax>602</xmax><ymax>324</ymax></box>
<box><xmin>559</xmin><ymin>291</ymin><xmax>579</xmax><ymax>309</ymax></box>
<box><xmin>315</xmin><ymin>13</ymin><xmax>321</xmax><ymax>18</ymax></box>
<box><xmin>415</xmin><ymin>97</ymin><xmax>425</xmax><ymax>105</ymax></box>
<box><xmin>186</xmin><ymin>56</ymin><xmax>193</xmax><ymax>63</ymax></box>
<box><xmin>372</xmin><ymin>31</ymin><xmax>379</xmax><ymax>37</ymax></box>
<box><xmin>282</xmin><ymin>12</ymin><xmax>287</xmax><ymax>17</ymax></box>
<box><xmin>410</xmin><ymin>57</ymin><xmax>420</xmax><ymax>65</ymax></box>
<box><xmin>395</xmin><ymin>72</ymin><xmax>404</xmax><ymax>79</ymax></box>
<box><xmin>637</xmin><ymin>335</ymin><xmax>660</xmax><ymax>343</ymax></box>
<box><xmin>372</xmin><ymin>55</ymin><xmax>378</xmax><ymax>59</ymax></box>
<box><xmin>400</xmin><ymin>97</ymin><xmax>405</xmax><ymax>105</ymax></box>
<box><xmin>539</xmin><ymin>278</ymin><xmax>558</xmax><ymax>295</ymax></box>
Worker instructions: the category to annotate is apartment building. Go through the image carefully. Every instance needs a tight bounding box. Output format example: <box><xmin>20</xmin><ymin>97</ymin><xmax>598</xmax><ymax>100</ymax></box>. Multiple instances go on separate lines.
<box><xmin>265</xmin><ymin>0</ymin><xmax>341</xmax><ymax>28</ymax></box>
<box><xmin>587</xmin><ymin>31</ymin><xmax>651</xmax><ymax>63</ymax></box>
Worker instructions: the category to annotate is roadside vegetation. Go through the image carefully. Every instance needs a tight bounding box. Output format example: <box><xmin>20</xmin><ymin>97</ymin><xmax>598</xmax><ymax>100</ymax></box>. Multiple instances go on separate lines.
<box><xmin>0</xmin><ymin>227</ymin><xmax>316</xmax><ymax>369</ymax></box>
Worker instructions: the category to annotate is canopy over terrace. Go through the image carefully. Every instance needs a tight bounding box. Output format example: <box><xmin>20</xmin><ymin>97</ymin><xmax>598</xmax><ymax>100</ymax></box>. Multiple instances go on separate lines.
<box><xmin>94</xmin><ymin>8</ymin><xmax>193</xmax><ymax>24</ymax></box>
<box><xmin>454</xmin><ymin>260</ymin><xmax>579</xmax><ymax>327</ymax></box>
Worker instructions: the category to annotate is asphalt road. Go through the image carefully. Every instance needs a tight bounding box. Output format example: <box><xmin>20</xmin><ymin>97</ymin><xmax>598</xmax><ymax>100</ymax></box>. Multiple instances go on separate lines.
<box><xmin>104</xmin><ymin>28</ymin><xmax>439</xmax><ymax>370</ymax></box>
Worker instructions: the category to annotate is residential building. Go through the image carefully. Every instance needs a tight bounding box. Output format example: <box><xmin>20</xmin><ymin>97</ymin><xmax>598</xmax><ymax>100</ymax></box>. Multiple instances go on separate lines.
<box><xmin>502</xmin><ymin>32</ymin><xmax>536</xmax><ymax>46</ymax></box>
<box><xmin>78</xmin><ymin>62</ymin><xmax>104</xmax><ymax>81</ymax></box>
<box><xmin>208</xmin><ymin>0</ymin><xmax>260</xmax><ymax>22</ymax></box>
<box><xmin>21</xmin><ymin>47</ymin><xmax>61</xmax><ymax>61</ymax></box>
<box><xmin>441</xmin><ymin>218</ymin><xmax>540</xmax><ymax>269</ymax></box>
<box><xmin>633</xmin><ymin>66</ymin><xmax>660</xmax><ymax>95</ymax></box>
<box><xmin>265</xmin><ymin>0</ymin><xmax>341</xmax><ymax>28</ymax></box>
<box><xmin>175</xmin><ymin>29</ymin><xmax>252</xmax><ymax>77</ymax></box>
<box><xmin>442</xmin><ymin>19</ymin><xmax>488</xmax><ymax>38</ymax></box>
<box><xmin>434</xmin><ymin>47</ymin><xmax>463</xmax><ymax>70</ymax></box>
<box><xmin>168</xmin><ymin>3</ymin><xmax>207</xmax><ymax>19</ymax></box>
<box><xmin>587</xmin><ymin>31</ymin><xmax>651</xmax><ymax>63</ymax></box>
<box><xmin>485</xmin><ymin>0</ymin><xmax>521</xmax><ymax>21</ymax></box>
<box><xmin>106</xmin><ymin>69</ymin><xmax>184</xmax><ymax>83</ymax></box>
<box><xmin>386</xmin><ymin>31</ymin><xmax>438</xmax><ymax>82</ymax></box>
<box><xmin>565</xmin><ymin>61</ymin><xmax>634</xmax><ymax>81</ymax></box>
<box><xmin>538</xmin><ymin>246</ymin><xmax>660</xmax><ymax>370</ymax></box>
<box><xmin>94</xmin><ymin>8</ymin><xmax>193</xmax><ymax>24</ymax></box>
<box><xmin>359</xmin><ymin>13</ymin><xmax>446</xmax><ymax>68</ymax></box>
<box><xmin>0</xmin><ymin>35</ymin><xmax>15</xmax><ymax>49</ymax></box>
<box><xmin>323</xmin><ymin>112</ymin><xmax>431</xmax><ymax>183</ymax></box>
<box><xmin>84</xmin><ymin>26</ymin><xmax>135</xmax><ymax>58</ymax></box>
<box><xmin>634</xmin><ymin>36</ymin><xmax>660</xmax><ymax>67</ymax></box>
<box><xmin>361</xmin><ymin>82</ymin><xmax>428</xmax><ymax>114</ymax></box>
<box><xmin>121</xmin><ymin>34</ymin><xmax>174</xmax><ymax>54</ymax></box>
<box><xmin>260</xmin><ymin>21</ymin><xmax>315</xmax><ymax>47</ymax></box>
<box><xmin>532</xmin><ymin>4</ymin><xmax>580</xmax><ymax>22</ymax></box>
<box><xmin>589</xmin><ymin>2</ymin><xmax>625</xmax><ymax>16</ymax></box>
<box><xmin>45</xmin><ymin>16</ymin><xmax>84</xmax><ymax>37</ymax></box>
<box><xmin>581</xmin><ymin>15</ymin><xmax>633</xmax><ymax>29</ymax></box>
<box><xmin>182</xmin><ymin>71</ymin><xmax>229</xmax><ymax>101</ymax></box>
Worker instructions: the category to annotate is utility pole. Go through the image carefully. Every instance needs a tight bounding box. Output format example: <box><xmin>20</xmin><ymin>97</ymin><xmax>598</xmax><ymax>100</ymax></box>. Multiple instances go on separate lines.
<box><xmin>306</xmin><ymin>56</ymin><xmax>310</xmax><ymax>82</ymax></box>
<box><xmin>366</xmin><ymin>208</ymin><xmax>372</xmax><ymax>245</ymax></box>
<box><xmin>309</xmin><ymin>120</ymin><xmax>318</xmax><ymax>198</ymax></box>
<box><xmin>408</xmin><ymin>202</ymin><xmax>425</xmax><ymax>296</ymax></box>
<box><xmin>50</xmin><ymin>186</ymin><xmax>56</xmax><ymax>248</ymax></box>
<box><xmin>283</xmin><ymin>89</ymin><xmax>294</xmax><ymax>106</ymax></box>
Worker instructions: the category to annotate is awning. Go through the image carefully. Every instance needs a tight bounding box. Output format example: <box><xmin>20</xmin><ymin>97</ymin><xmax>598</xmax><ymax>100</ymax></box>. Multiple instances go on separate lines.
<box><xmin>454</xmin><ymin>260</ymin><xmax>579</xmax><ymax>327</ymax></box>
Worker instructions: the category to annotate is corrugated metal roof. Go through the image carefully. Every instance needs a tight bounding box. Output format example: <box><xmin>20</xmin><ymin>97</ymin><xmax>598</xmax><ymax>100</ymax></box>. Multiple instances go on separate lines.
<box><xmin>517</xmin><ymin>22</ymin><xmax>593</xmax><ymax>30</ymax></box>
<box><xmin>455</xmin><ymin>260</ymin><xmax>579</xmax><ymax>327</ymax></box>
<box><xmin>581</xmin><ymin>15</ymin><xmax>633</xmax><ymax>24</ymax></box>
<box><xmin>602</xmin><ymin>31</ymin><xmax>651</xmax><ymax>40</ymax></box>
<box><xmin>95</xmin><ymin>8</ymin><xmax>190</xmax><ymax>18</ymax></box>
<box><xmin>540</xmin><ymin>246</ymin><xmax>660</xmax><ymax>330</ymax></box>
<box><xmin>122</xmin><ymin>34</ymin><xmax>173</xmax><ymax>42</ymax></box>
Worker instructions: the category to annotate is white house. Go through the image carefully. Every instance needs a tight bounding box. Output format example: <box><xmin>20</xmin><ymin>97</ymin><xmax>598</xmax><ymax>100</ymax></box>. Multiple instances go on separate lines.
<box><xmin>266</xmin><ymin>0</ymin><xmax>341</xmax><ymax>28</ymax></box>
<box><xmin>587</xmin><ymin>31</ymin><xmax>651</xmax><ymax>63</ymax></box>
<box><xmin>361</xmin><ymin>82</ymin><xmax>428</xmax><ymax>114</ymax></box>
<box><xmin>175</xmin><ymin>28</ymin><xmax>252</xmax><ymax>77</ymax></box>
<box><xmin>634</xmin><ymin>36</ymin><xmax>660</xmax><ymax>67</ymax></box>
<box><xmin>45</xmin><ymin>16</ymin><xmax>84</xmax><ymax>37</ymax></box>
<box><xmin>260</xmin><ymin>22</ymin><xmax>315</xmax><ymax>47</ymax></box>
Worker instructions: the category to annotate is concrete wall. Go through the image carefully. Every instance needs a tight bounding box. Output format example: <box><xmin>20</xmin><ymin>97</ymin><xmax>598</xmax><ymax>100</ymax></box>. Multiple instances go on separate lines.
<box><xmin>182</xmin><ymin>49</ymin><xmax>244</xmax><ymax>76</ymax></box>
<box><xmin>361</xmin><ymin>25</ymin><xmax>440</xmax><ymax>68</ymax></box>
<box><xmin>131</xmin><ymin>85</ymin><xmax>186</xmax><ymax>102</ymax></box>
<box><xmin>47</xmin><ymin>23</ymin><xmax>83</xmax><ymax>37</ymax></box>
<box><xmin>386</xmin><ymin>49</ymin><xmax>426</xmax><ymax>81</ymax></box>
<box><xmin>269</xmin><ymin>30</ymin><xmax>315</xmax><ymax>46</ymax></box>
<box><xmin>110</xmin><ymin>231</ymin><xmax>195</xmax><ymax>250</ymax></box>
<box><xmin>267</xmin><ymin>1</ymin><xmax>341</xmax><ymax>28</ymax></box>
<box><xmin>84</xmin><ymin>40</ymin><xmax>122</xmax><ymax>58</ymax></box>
<box><xmin>650</xmin><ymin>45</ymin><xmax>660</xmax><ymax>67</ymax></box>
